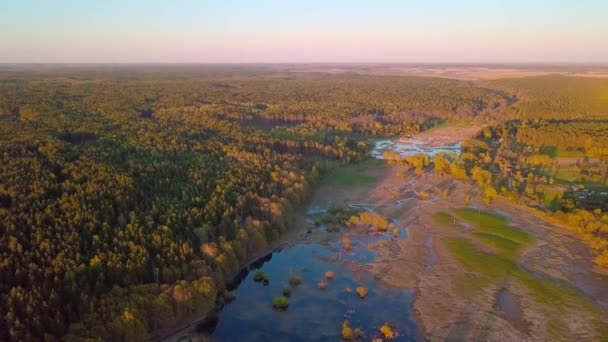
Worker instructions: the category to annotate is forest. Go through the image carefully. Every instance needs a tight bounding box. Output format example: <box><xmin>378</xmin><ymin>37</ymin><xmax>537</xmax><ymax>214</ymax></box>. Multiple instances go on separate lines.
<box><xmin>0</xmin><ymin>66</ymin><xmax>506</xmax><ymax>341</ymax></box>
<box><xmin>484</xmin><ymin>75</ymin><xmax>608</xmax><ymax>119</ymax></box>
<box><xmin>1</xmin><ymin>66</ymin><xmax>607</xmax><ymax>341</ymax></box>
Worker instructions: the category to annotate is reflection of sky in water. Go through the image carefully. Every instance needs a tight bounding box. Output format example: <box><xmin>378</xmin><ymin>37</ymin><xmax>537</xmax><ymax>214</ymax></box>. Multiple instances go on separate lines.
<box><xmin>204</xmin><ymin>244</ymin><xmax>420</xmax><ymax>341</ymax></box>
<box><xmin>424</xmin><ymin>237</ymin><xmax>437</xmax><ymax>274</ymax></box>
<box><xmin>496</xmin><ymin>289</ymin><xmax>522</xmax><ymax>321</ymax></box>
<box><xmin>173</xmin><ymin>179</ymin><xmax>420</xmax><ymax>341</ymax></box>
<box><xmin>372</xmin><ymin>138</ymin><xmax>461</xmax><ymax>159</ymax></box>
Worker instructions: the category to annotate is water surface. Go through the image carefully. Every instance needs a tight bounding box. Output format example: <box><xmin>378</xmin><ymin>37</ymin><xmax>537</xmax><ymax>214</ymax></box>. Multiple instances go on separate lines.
<box><xmin>169</xmin><ymin>210</ymin><xmax>420</xmax><ymax>341</ymax></box>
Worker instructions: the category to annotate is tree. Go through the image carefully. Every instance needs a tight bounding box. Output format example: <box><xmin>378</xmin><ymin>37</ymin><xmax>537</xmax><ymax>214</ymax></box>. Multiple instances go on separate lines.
<box><xmin>481</xmin><ymin>184</ymin><xmax>498</xmax><ymax>203</ymax></box>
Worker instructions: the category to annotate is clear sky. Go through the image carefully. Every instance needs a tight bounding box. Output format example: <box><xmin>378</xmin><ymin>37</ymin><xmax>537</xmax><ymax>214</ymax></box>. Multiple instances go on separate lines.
<box><xmin>1</xmin><ymin>0</ymin><xmax>607</xmax><ymax>63</ymax></box>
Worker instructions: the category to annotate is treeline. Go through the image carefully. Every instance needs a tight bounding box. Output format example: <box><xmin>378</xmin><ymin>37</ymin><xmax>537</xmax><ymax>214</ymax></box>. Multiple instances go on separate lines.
<box><xmin>516</xmin><ymin>120</ymin><xmax>608</xmax><ymax>157</ymax></box>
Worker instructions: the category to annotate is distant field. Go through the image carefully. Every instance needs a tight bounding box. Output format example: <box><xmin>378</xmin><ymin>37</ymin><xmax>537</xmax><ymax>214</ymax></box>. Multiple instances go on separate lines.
<box><xmin>282</xmin><ymin>64</ymin><xmax>608</xmax><ymax>81</ymax></box>
<box><xmin>485</xmin><ymin>75</ymin><xmax>608</xmax><ymax>119</ymax></box>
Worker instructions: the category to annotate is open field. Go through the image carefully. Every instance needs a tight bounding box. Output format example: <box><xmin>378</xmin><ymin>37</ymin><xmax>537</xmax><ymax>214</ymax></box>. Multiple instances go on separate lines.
<box><xmin>281</xmin><ymin>64</ymin><xmax>608</xmax><ymax>80</ymax></box>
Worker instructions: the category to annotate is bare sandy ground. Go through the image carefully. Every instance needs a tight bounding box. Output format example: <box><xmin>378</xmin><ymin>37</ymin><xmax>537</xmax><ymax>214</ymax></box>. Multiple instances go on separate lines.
<box><xmin>365</xmin><ymin>173</ymin><xmax>608</xmax><ymax>340</ymax></box>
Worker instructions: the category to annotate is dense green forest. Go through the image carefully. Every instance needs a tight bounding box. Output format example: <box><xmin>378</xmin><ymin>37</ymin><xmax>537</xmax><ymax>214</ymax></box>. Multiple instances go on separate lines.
<box><xmin>1</xmin><ymin>66</ymin><xmax>608</xmax><ymax>340</ymax></box>
<box><xmin>0</xmin><ymin>67</ymin><xmax>510</xmax><ymax>341</ymax></box>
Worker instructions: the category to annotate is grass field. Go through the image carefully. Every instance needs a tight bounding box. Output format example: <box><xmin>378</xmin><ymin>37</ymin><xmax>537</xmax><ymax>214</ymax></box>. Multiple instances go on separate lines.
<box><xmin>545</xmin><ymin>146</ymin><xmax>585</xmax><ymax>158</ymax></box>
<box><xmin>555</xmin><ymin>166</ymin><xmax>581</xmax><ymax>183</ymax></box>
<box><xmin>453</xmin><ymin>208</ymin><xmax>533</xmax><ymax>246</ymax></box>
<box><xmin>321</xmin><ymin>159</ymin><xmax>383</xmax><ymax>187</ymax></box>
<box><xmin>436</xmin><ymin>208</ymin><xmax>601</xmax><ymax>314</ymax></box>
<box><xmin>432</xmin><ymin>211</ymin><xmax>453</xmax><ymax>225</ymax></box>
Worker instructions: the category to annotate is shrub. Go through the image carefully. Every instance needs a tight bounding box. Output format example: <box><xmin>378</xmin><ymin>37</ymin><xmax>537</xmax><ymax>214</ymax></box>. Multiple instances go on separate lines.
<box><xmin>348</xmin><ymin>212</ymin><xmax>395</xmax><ymax>232</ymax></box>
<box><xmin>342</xmin><ymin>321</ymin><xmax>354</xmax><ymax>340</ymax></box>
<box><xmin>379</xmin><ymin>324</ymin><xmax>395</xmax><ymax>339</ymax></box>
<box><xmin>356</xmin><ymin>286</ymin><xmax>368</xmax><ymax>298</ymax></box>
<box><xmin>319</xmin><ymin>207</ymin><xmax>358</xmax><ymax>224</ymax></box>
<box><xmin>289</xmin><ymin>275</ymin><xmax>302</xmax><ymax>286</ymax></box>
<box><xmin>282</xmin><ymin>285</ymin><xmax>291</xmax><ymax>297</ymax></box>
<box><xmin>318</xmin><ymin>281</ymin><xmax>328</xmax><ymax>290</ymax></box>
<box><xmin>347</xmin><ymin>215</ymin><xmax>361</xmax><ymax>226</ymax></box>
<box><xmin>272</xmin><ymin>296</ymin><xmax>289</xmax><ymax>310</ymax></box>
<box><xmin>253</xmin><ymin>271</ymin><xmax>268</xmax><ymax>282</ymax></box>
<box><xmin>354</xmin><ymin>328</ymin><xmax>363</xmax><ymax>339</ymax></box>
<box><xmin>325</xmin><ymin>271</ymin><xmax>335</xmax><ymax>280</ymax></box>
<box><xmin>343</xmin><ymin>237</ymin><xmax>352</xmax><ymax>250</ymax></box>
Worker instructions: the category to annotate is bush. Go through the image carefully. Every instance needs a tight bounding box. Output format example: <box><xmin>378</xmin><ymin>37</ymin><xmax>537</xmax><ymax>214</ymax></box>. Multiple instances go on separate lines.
<box><xmin>347</xmin><ymin>212</ymin><xmax>396</xmax><ymax>232</ymax></box>
<box><xmin>282</xmin><ymin>285</ymin><xmax>291</xmax><ymax>297</ymax></box>
<box><xmin>319</xmin><ymin>207</ymin><xmax>358</xmax><ymax>224</ymax></box>
<box><xmin>318</xmin><ymin>281</ymin><xmax>328</xmax><ymax>290</ymax></box>
<box><xmin>272</xmin><ymin>296</ymin><xmax>289</xmax><ymax>310</ymax></box>
<box><xmin>325</xmin><ymin>271</ymin><xmax>335</xmax><ymax>280</ymax></box>
<box><xmin>289</xmin><ymin>275</ymin><xmax>302</xmax><ymax>286</ymax></box>
<box><xmin>342</xmin><ymin>321</ymin><xmax>354</xmax><ymax>340</ymax></box>
<box><xmin>253</xmin><ymin>271</ymin><xmax>268</xmax><ymax>282</ymax></box>
<box><xmin>356</xmin><ymin>286</ymin><xmax>368</xmax><ymax>298</ymax></box>
<box><xmin>341</xmin><ymin>321</ymin><xmax>363</xmax><ymax>340</ymax></box>
<box><xmin>379</xmin><ymin>324</ymin><xmax>396</xmax><ymax>339</ymax></box>
<box><xmin>343</xmin><ymin>237</ymin><xmax>352</xmax><ymax>250</ymax></box>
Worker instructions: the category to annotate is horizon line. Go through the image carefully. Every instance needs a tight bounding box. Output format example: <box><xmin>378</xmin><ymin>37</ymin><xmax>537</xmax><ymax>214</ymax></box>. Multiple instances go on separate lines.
<box><xmin>2</xmin><ymin>61</ymin><xmax>608</xmax><ymax>66</ymax></box>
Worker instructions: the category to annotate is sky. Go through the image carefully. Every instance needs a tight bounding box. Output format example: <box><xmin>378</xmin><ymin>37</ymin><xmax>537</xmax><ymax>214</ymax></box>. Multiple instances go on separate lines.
<box><xmin>1</xmin><ymin>0</ymin><xmax>607</xmax><ymax>63</ymax></box>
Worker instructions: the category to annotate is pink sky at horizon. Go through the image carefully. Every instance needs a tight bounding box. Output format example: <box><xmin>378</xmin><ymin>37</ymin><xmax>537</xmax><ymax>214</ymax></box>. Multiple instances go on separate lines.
<box><xmin>1</xmin><ymin>1</ymin><xmax>607</xmax><ymax>63</ymax></box>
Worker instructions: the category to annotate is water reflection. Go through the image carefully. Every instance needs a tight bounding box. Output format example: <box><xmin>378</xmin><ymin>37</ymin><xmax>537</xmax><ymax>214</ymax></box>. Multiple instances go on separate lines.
<box><xmin>206</xmin><ymin>244</ymin><xmax>420</xmax><ymax>341</ymax></box>
<box><xmin>372</xmin><ymin>138</ymin><xmax>461</xmax><ymax>160</ymax></box>
<box><xmin>171</xmin><ymin>223</ymin><xmax>420</xmax><ymax>341</ymax></box>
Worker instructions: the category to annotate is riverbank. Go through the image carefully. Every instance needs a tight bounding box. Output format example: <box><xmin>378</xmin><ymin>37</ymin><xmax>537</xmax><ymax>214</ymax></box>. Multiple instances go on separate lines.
<box><xmin>162</xmin><ymin>123</ymin><xmax>608</xmax><ymax>341</ymax></box>
<box><xmin>160</xmin><ymin>159</ymin><xmax>392</xmax><ymax>341</ymax></box>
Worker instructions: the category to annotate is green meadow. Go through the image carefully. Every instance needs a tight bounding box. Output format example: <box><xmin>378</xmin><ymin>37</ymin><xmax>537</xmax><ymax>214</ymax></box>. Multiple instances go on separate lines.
<box><xmin>321</xmin><ymin>159</ymin><xmax>383</xmax><ymax>187</ymax></box>
<box><xmin>435</xmin><ymin>208</ymin><xmax>607</xmax><ymax>337</ymax></box>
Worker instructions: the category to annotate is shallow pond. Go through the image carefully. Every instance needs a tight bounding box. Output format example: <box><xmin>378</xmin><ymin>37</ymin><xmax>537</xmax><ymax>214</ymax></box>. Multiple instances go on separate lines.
<box><xmin>169</xmin><ymin>210</ymin><xmax>420</xmax><ymax>341</ymax></box>
<box><xmin>496</xmin><ymin>289</ymin><xmax>522</xmax><ymax>321</ymax></box>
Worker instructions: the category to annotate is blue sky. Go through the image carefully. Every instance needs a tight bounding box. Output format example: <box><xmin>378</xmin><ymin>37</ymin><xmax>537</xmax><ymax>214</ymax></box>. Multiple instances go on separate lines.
<box><xmin>1</xmin><ymin>0</ymin><xmax>607</xmax><ymax>63</ymax></box>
